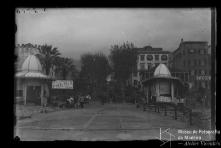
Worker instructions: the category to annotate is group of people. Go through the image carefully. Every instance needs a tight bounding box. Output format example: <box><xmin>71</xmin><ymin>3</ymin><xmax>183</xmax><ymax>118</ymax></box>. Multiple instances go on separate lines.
<box><xmin>66</xmin><ymin>94</ymin><xmax>92</xmax><ymax>109</ymax></box>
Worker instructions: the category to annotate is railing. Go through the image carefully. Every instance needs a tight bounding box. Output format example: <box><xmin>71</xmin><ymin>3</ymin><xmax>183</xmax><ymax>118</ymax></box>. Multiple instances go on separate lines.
<box><xmin>142</xmin><ymin>102</ymin><xmax>193</xmax><ymax>125</ymax></box>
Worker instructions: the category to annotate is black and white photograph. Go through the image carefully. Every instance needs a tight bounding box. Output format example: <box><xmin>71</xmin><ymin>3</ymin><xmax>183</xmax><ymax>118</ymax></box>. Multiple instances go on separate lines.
<box><xmin>14</xmin><ymin>8</ymin><xmax>216</xmax><ymax>142</ymax></box>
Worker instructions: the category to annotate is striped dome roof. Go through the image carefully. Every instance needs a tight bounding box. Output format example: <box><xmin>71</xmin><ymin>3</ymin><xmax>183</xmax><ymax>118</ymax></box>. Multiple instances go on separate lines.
<box><xmin>21</xmin><ymin>55</ymin><xmax>42</xmax><ymax>72</ymax></box>
<box><xmin>154</xmin><ymin>64</ymin><xmax>171</xmax><ymax>77</ymax></box>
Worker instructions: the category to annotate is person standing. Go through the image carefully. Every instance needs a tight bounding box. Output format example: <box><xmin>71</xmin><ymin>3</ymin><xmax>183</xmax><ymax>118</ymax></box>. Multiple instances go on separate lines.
<box><xmin>41</xmin><ymin>90</ymin><xmax>47</xmax><ymax>113</ymax></box>
<box><xmin>80</xmin><ymin>96</ymin><xmax>84</xmax><ymax>108</ymax></box>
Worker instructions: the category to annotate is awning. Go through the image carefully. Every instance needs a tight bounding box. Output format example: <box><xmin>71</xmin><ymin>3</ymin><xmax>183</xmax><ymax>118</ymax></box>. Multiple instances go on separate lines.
<box><xmin>142</xmin><ymin>76</ymin><xmax>185</xmax><ymax>87</ymax></box>
<box><xmin>15</xmin><ymin>71</ymin><xmax>50</xmax><ymax>79</ymax></box>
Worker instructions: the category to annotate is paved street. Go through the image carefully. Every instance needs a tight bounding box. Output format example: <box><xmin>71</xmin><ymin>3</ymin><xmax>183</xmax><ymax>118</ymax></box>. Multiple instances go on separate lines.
<box><xmin>15</xmin><ymin>103</ymin><xmax>212</xmax><ymax>141</ymax></box>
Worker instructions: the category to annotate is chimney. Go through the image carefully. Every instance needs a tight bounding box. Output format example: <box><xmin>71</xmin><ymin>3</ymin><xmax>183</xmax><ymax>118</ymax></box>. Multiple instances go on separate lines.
<box><xmin>181</xmin><ymin>38</ymin><xmax>183</xmax><ymax>43</ymax></box>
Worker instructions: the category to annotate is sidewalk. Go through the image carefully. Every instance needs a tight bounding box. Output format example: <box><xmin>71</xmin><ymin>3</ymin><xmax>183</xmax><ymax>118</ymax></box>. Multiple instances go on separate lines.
<box><xmin>15</xmin><ymin>104</ymin><xmax>61</xmax><ymax>120</ymax></box>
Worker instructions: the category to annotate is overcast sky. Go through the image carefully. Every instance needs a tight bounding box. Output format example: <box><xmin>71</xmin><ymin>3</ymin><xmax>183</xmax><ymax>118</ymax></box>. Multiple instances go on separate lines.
<box><xmin>16</xmin><ymin>8</ymin><xmax>211</xmax><ymax>60</ymax></box>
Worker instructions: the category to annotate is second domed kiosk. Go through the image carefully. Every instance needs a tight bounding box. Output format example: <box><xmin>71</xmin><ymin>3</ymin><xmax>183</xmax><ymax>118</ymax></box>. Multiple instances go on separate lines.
<box><xmin>142</xmin><ymin>64</ymin><xmax>186</xmax><ymax>105</ymax></box>
<box><xmin>15</xmin><ymin>55</ymin><xmax>50</xmax><ymax>105</ymax></box>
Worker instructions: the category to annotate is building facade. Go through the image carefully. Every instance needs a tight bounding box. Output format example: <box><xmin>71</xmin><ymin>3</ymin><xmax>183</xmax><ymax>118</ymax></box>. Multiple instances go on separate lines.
<box><xmin>171</xmin><ymin>39</ymin><xmax>211</xmax><ymax>91</ymax></box>
<box><xmin>131</xmin><ymin>45</ymin><xmax>171</xmax><ymax>87</ymax></box>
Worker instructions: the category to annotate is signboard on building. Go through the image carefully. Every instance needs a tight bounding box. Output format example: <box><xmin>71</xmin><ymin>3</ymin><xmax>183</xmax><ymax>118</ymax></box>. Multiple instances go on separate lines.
<box><xmin>52</xmin><ymin>80</ymin><xmax>73</xmax><ymax>89</ymax></box>
<box><xmin>196</xmin><ymin>75</ymin><xmax>211</xmax><ymax>81</ymax></box>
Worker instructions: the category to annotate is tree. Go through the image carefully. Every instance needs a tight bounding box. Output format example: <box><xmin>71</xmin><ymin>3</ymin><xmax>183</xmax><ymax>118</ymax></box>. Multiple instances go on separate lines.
<box><xmin>80</xmin><ymin>52</ymin><xmax>111</xmax><ymax>100</ymax></box>
<box><xmin>109</xmin><ymin>42</ymin><xmax>137</xmax><ymax>102</ymax></box>
<box><xmin>54</xmin><ymin>56</ymin><xmax>78</xmax><ymax>80</ymax></box>
<box><xmin>37</xmin><ymin>44</ymin><xmax>61</xmax><ymax>76</ymax></box>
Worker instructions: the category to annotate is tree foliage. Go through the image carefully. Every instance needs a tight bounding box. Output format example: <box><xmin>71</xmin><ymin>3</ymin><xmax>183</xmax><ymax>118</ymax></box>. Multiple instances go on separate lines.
<box><xmin>79</xmin><ymin>52</ymin><xmax>111</xmax><ymax>96</ymax></box>
<box><xmin>54</xmin><ymin>56</ymin><xmax>78</xmax><ymax>79</ymax></box>
<box><xmin>37</xmin><ymin>44</ymin><xmax>61</xmax><ymax>75</ymax></box>
<box><xmin>109</xmin><ymin>42</ymin><xmax>137</xmax><ymax>101</ymax></box>
<box><xmin>109</xmin><ymin>42</ymin><xmax>137</xmax><ymax>82</ymax></box>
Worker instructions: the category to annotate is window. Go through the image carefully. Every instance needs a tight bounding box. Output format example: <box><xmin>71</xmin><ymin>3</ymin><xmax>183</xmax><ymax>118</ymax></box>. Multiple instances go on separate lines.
<box><xmin>140</xmin><ymin>55</ymin><xmax>145</xmax><ymax>61</ymax></box>
<box><xmin>201</xmin><ymin>60</ymin><xmax>206</xmax><ymax>66</ymax></box>
<box><xmin>155</xmin><ymin>54</ymin><xmax>159</xmax><ymax>61</ymax></box>
<box><xmin>194</xmin><ymin>59</ymin><xmax>197</xmax><ymax>66</ymax></box>
<box><xmin>195</xmin><ymin>69</ymin><xmax>198</xmax><ymax>75</ymax></box>
<box><xmin>147</xmin><ymin>55</ymin><xmax>153</xmax><ymax>61</ymax></box>
<box><xmin>198</xmin><ymin>60</ymin><xmax>201</xmax><ymax>66</ymax></box>
<box><xmin>188</xmin><ymin>60</ymin><xmax>191</xmax><ymax>66</ymax></box>
<box><xmin>190</xmin><ymin>60</ymin><xmax>194</xmax><ymax>66</ymax></box>
<box><xmin>183</xmin><ymin>60</ymin><xmax>186</xmax><ymax>67</ymax></box>
<box><xmin>191</xmin><ymin>70</ymin><xmax>194</xmax><ymax>76</ymax></box>
<box><xmin>140</xmin><ymin>63</ymin><xmax>145</xmax><ymax>70</ymax></box>
<box><xmin>204</xmin><ymin>59</ymin><xmax>207</xmax><ymax>66</ymax></box>
<box><xmin>134</xmin><ymin>80</ymin><xmax>138</xmax><ymax>86</ymax></box>
<box><xmin>183</xmin><ymin>50</ymin><xmax>185</xmax><ymax>56</ymax></box>
<box><xmin>189</xmin><ymin>49</ymin><xmax>195</xmax><ymax>54</ymax></box>
<box><xmin>161</xmin><ymin>55</ymin><xmax>167</xmax><ymax>61</ymax></box>
<box><xmin>200</xmin><ymin>49</ymin><xmax>205</xmax><ymax>54</ymax></box>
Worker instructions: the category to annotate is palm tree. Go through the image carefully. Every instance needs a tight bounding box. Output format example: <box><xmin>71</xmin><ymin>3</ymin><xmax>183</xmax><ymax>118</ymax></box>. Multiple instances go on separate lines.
<box><xmin>54</xmin><ymin>56</ymin><xmax>77</xmax><ymax>80</ymax></box>
<box><xmin>37</xmin><ymin>44</ymin><xmax>61</xmax><ymax>75</ymax></box>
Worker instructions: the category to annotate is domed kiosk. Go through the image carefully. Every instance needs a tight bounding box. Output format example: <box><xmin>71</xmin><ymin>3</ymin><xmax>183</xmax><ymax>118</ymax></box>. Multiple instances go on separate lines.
<box><xmin>142</xmin><ymin>64</ymin><xmax>186</xmax><ymax>104</ymax></box>
<box><xmin>15</xmin><ymin>55</ymin><xmax>50</xmax><ymax>105</ymax></box>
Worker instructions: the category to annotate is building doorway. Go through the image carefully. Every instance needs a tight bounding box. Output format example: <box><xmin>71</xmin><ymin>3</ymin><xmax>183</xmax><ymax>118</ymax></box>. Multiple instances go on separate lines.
<box><xmin>26</xmin><ymin>86</ymin><xmax>41</xmax><ymax>105</ymax></box>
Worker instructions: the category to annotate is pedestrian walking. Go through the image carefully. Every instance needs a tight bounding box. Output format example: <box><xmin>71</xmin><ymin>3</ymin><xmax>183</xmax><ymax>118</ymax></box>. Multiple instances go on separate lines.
<box><xmin>78</xmin><ymin>95</ymin><xmax>83</xmax><ymax>108</ymax></box>
<box><xmin>76</xmin><ymin>95</ymin><xmax>81</xmax><ymax>109</ymax></box>
<box><xmin>73</xmin><ymin>96</ymin><xmax>77</xmax><ymax>109</ymax></box>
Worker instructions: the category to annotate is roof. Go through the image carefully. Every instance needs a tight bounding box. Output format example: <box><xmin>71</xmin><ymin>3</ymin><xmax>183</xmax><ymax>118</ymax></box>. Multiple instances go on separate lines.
<box><xmin>16</xmin><ymin>55</ymin><xmax>49</xmax><ymax>79</ymax></box>
<box><xmin>21</xmin><ymin>55</ymin><xmax>42</xmax><ymax>72</ymax></box>
<box><xmin>138</xmin><ymin>51</ymin><xmax>171</xmax><ymax>54</ymax></box>
<box><xmin>154</xmin><ymin>64</ymin><xmax>171</xmax><ymax>77</ymax></box>
<box><xmin>15</xmin><ymin>71</ymin><xmax>49</xmax><ymax>79</ymax></box>
<box><xmin>142</xmin><ymin>63</ymin><xmax>186</xmax><ymax>87</ymax></box>
<box><xmin>182</xmin><ymin>41</ymin><xmax>208</xmax><ymax>44</ymax></box>
<box><xmin>134</xmin><ymin>46</ymin><xmax>170</xmax><ymax>54</ymax></box>
<box><xmin>173</xmin><ymin>40</ymin><xmax>208</xmax><ymax>54</ymax></box>
<box><xmin>142</xmin><ymin>76</ymin><xmax>185</xmax><ymax>87</ymax></box>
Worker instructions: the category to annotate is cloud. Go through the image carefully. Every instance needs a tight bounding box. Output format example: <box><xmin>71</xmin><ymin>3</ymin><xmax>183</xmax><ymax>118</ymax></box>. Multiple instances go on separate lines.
<box><xmin>16</xmin><ymin>8</ymin><xmax>211</xmax><ymax>60</ymax></box>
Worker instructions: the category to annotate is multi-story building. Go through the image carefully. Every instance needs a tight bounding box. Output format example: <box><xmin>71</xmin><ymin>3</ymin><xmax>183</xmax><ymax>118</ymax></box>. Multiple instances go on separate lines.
<box><xmin>171</xmin><ymin>39</ymin><xmax>211</xmax><ymax>91</ymax></box>
<box><xmin>131</xmin><ymin>45</ymin><xmax>171</xmax><ymax>87</ymax></box>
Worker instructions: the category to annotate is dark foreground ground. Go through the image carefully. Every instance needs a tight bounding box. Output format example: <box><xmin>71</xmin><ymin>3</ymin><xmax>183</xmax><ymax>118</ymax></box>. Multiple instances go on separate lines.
<box><xmin>15</xmin><ymin>103</ymin><xmax>214</xmax><ymax>141</ymax></box>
